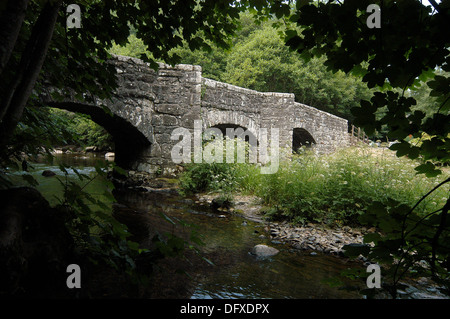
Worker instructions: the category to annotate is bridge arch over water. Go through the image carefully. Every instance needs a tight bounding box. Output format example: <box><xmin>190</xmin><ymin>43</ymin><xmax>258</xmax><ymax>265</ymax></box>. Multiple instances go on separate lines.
<box><xmin>41</xmin><ymin>55</ymin><xmax>349</xmax><ymax>175</ymax></box>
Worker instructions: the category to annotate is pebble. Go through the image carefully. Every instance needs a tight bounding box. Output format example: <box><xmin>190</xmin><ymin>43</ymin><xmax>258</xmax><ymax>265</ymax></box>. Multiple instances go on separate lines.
<box><xmin>268</xmin><ymin>223</ymin><xmax>365</xmax><ymax>256</ymax></box>
<box><xmin>266</xmin><ymin>221</ymin><xmax>449</xmax><ymax>299</ymax></box>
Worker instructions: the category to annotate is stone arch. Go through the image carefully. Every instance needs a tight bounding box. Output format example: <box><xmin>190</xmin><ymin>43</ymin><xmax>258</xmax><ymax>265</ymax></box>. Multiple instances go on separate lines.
<box><xmin>202</xmin><ymin>110</ymin><xmax>259</xmax><ymax>141</ymax></box>
<box><xmin>292</xmin><ymin>128</ymin><xmax>316</xmax><ymax>153</ymax></box>
<box><xmin>211</xmin><ymin>123</ymin><xmax>258</xmax><ymax>145</ymax></box>
<box><xmin>46</xmin><ymin>102</ymin><xmax>151</xmax><ymax>169</ymax></box>
<box><xmin>207</xmin><ymin>123</ymin><xmax>258</xmax><ymax>164</ymax></box>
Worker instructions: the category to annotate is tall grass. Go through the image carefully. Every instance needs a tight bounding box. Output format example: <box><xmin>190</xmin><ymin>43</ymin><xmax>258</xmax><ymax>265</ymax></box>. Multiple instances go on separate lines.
<box><xmin>179</xmin><ymin>146</ymin><xmax>450</xmax><ymax>226</ymax></box>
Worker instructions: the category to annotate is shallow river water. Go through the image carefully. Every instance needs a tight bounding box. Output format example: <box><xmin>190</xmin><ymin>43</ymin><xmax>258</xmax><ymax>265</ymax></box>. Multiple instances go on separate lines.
<box><xmin>16</xmin><ymin>153</ymin><xmax>366</xmax><ymax>299</ymax></box>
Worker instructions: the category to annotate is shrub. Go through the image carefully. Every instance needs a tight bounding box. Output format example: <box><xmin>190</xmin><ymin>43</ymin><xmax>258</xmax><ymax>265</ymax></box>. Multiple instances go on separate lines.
<box><xmin>178</xmin><ymin>137</ymin><xmax>257</xmax><ymax>195</ymax></box>
<box><xmin>179</xmin><ymin>162</ymin><xmax>238</xmax><ymax>194</ymax></box>
<box><xmin>180</xmin><ymin>146</ymin><xmax>450</xmax><ymax>226</ymax></box>
<box><xmin>254</xmin><ymin>147</ymin><xmax>449</xmax><ymax>225</ymax></box>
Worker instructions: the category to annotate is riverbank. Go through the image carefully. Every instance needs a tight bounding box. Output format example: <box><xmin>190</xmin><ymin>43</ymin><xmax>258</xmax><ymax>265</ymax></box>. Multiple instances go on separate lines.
<box><xmin>119</xmin><ymin>176</ymin><xmax>367</xmax><ymax>257</ymax></box>
<box><xmin>194</xmin><ymin>193</ymin><xmax>366</xmax><ymax>257</ymax></box>
<box><xmin>124</xmin><ymin>180</ymin><xmax>448</xmax><ymax>299</ymax></box>
<box><xmin>191</xmin><ymin>191</ymin><xmax>449</xmax><ymax>299</ymax></box>
<box><xmin>122</xmin><ymin>177</ymin><xmax>366</xmax><ymax>257</ymax></box>
<box><xmin>51</xmin><ymin>145</ymin><xmax>115</xmax><ymax>158</ymax></box>
<box><xmin>3</xmin><ymin>152</ymin><xmax>447</xmax><ymax>299</ymax></box>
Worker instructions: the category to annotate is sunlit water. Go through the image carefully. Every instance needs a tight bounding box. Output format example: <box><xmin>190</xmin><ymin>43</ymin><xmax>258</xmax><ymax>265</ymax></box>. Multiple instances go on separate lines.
<box><xmin>8</xmin><ymin>153</ymin><xmax>112</xmax><ymax>207</ymax></box>
<box><xmin>10</xmin><ymin>153</ymin><xmax>365</xmax><ymax>299</ymax></box>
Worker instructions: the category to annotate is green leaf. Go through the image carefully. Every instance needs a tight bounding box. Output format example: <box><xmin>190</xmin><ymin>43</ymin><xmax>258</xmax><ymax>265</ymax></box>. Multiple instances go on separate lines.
<box><xmin>59</xmin><ymin>164</ymin><xmax>68</xmax><ymax>175</ymax></box>
<box><xmin>408</xmin><ymin>146</ymin><xmax>420</xmax><ymax>159</ymax></box>
<box><xmin>389</xmin><ymin>142</ymin><xmax>410</xmax><ymax>157</ymax></box>
<box><xmin>284</xmin><ymin>29</ymin><xmax>298</xmax><ymax>41</ymax></box>
<box><xmin>72</xmin><ymin>167</ymin><xmax>85</xmax><ymax>181</ymax></box>
<box><xmin>363</xmin><ymin>232</ymin><xmax>382</xmax><ymax>245</ymax></box>
<box><xmin>112</xmin><ymin>164</ymin><xmax>128</xmax><ymax>176</ymax></box>
<box><xmin>342</xmin><ymin>243</ymin><xmax>371</xmax><ymax>258</ymax></box>
<box><xmin>127</xmin><ymin>241</ymin><xmax>140</xmax><ymax>251</ymax></box>
<box><xmin>369</xmin><ymin>245</ymin><xmax>394</xmax><ymax>263</ymax></box>
<box><xmin>190</xmin><ymin>232</ymin><xmax>205</xmax><ymax>246</ymax></box>
<box><xmin>414</xmin><ymin>162</ymin><xmax>442</xmax><ymax>177</ymax></box>
<box><xmin>296</xmin><ymin>0</ymin><xmax>312</xmax><ymax>10</ymax></box>
<box><xmin>168</xmin><ymin>234</ymin><xmax>185</xmax><ymax>251</ymax></box>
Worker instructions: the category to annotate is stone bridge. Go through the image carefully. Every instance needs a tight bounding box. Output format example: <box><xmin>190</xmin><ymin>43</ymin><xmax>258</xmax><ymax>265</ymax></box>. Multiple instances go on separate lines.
<box><xmin>42</xmin><ymin>55</ymin><xmax>349</xmax><ymax>175</ymax></box>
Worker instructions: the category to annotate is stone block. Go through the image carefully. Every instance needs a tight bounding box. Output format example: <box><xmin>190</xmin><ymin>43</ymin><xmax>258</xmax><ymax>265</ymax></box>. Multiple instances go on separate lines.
<box><xmin>162</xmin><ymin>114</ymin><xmax>178</xmax><ymax>126</ymax></box>
<box><xmin>151</xmin><ymin>115</ymin><xmax>163</xmax><ymax>125</ymax></box>
<box><xmin>155</xmin><ymin>103</ymin><xmax>184</xmax><ymax>115</ymax></box>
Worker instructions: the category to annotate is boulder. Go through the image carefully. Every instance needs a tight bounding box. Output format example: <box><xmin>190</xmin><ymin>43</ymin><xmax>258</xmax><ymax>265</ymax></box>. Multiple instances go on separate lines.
<box><xmin>42</xmin><ymin>170</ymin><xmax>56</xmax><ymax>177</ymax></box>
<box><xmin>61</xmin><ymin>145</ymin><xmax>77</xmax><ymax>152</ymax></box>
<box><xmin>251</xmin><ymin>244</ymin><xmax>279</xmax><ymax>258</ymax></box>
<box><xmin>211</xmin><ymin>196</ymin><xmax>233</xmax><ymax>210</ymax></box>
<box><xmin>85</xmin><ymin>146</ymin><xmax>98</xmax><ymax>152</ymax></box>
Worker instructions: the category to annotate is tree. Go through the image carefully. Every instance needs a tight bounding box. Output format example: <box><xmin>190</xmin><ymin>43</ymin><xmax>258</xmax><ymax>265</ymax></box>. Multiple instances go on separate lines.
<box><xmin>0</xmin><ymin>0</ymin><xmax>249</xmax><ymax>153</ymax></box>
<box><xmin>0</xmin><ymin>0</ymin><xmax>62</xmax><ymax>147</ymax></box>
<box><xmin>0</xmin><ymin>0</ymin><xmax>307</xmax><ymax>297</ymax></box>
<box><xmin>283</xmin><ymin>0</ymin><xmax>450</xmax><ymax>297</ymax></box>
<box><xmin>171</xmin><ymin>13</ymin><xmax>372</xmax><ymax>120</ymax></box>
<box><xmin>285</xmin><ymin>0</ymin><xmax>449</xmax><ymax>171</ymax></box>
<box><xmin>222</xmin><ymin>22</ymin><xmax>372</xmax><ymax>119</ymax></box>
<box><xmin>168</xmin><ymin>37</ymin><xmax>230</xmax><ymax>81</ymax></box>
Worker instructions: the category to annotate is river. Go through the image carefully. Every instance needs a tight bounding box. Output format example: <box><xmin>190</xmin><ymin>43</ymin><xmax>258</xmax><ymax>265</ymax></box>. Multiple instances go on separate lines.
<box><xmin>13</xmin><ymin>153</ymin><xmax>365</xmax><ymax>299</ymax></box>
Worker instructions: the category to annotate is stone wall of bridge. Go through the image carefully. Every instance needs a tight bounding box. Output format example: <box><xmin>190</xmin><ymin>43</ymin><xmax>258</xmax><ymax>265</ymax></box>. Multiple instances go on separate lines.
<box><xmin>200</xmin><ymin>77</ymin><xmax>349</xmax><ymax>154</ymax></box>
<box><xmin>43</xmin><ymin>55</ymin><xmax>349</xmax><ymax>175</ymax></box>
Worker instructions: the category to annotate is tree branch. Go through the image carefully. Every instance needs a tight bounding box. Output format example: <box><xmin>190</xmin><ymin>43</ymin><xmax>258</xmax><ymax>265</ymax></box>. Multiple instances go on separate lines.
<box><xmin>431</xmin><ymin>197</ymin><xmax>450</xmax><ymax>275</ymax></box>
<box><xmin>403</xmin><ymin>177</ymin><xmax>450</xmax><ymax>226</ymax></box>
<box><xmin>0</xmin><ymin>0</ymin><xmax>62</xmax><ymax>146</ymax></box>
<box><xmin>0</xmin><ymin>0</ymin><xmax>29</xmax><ymax>76</ymax></box>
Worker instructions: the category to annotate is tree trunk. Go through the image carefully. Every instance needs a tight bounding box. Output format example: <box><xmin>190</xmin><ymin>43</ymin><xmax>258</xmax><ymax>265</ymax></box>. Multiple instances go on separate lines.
<box><xmin>0</xmin><ymin>0</ymin><xmax>62</xmax><ymax>147</ymax></box>
<box><xmin>0</xmin><ymin>0</ymin><xmax>29</xmax><ymax>76</ymax></box>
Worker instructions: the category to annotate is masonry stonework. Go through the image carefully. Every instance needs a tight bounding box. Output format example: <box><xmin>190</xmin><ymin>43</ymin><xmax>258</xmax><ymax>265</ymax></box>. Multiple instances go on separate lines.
<box><xmin>43</xmin><ymin>55</ymin><xmax>349</xmax><ymax>175</ymax></box>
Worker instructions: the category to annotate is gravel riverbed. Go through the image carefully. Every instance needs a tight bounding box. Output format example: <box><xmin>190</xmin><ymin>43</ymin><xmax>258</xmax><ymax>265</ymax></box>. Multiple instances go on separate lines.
<box><xmin>196</xmin><ymin>193</ymin><xmax>367</xmax><ymax>256</ymax></box>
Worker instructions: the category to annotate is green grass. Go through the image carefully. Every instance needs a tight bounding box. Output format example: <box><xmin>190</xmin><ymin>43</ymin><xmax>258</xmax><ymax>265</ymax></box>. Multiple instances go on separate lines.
<box><xmin>179</xmin><ymin>146</ymin><xmax>450</xmax><ymax>226</ymax></box>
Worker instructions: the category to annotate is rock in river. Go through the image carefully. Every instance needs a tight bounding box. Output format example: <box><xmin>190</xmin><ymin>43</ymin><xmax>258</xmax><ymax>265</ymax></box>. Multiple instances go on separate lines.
<box><xmin>42</xmin><ymin>170</ymin><xmax>56</xmax><ymax>177</ymax></box>
<box><xmin>251</xmin><ymin>244</ymin><xmax>279</xmax><ymax>258</ymax></box>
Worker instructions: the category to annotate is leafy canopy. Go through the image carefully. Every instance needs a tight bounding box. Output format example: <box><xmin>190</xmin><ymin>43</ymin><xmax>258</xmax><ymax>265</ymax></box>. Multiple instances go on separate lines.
<box><xmin>284</xmin><ymin>0</ymin><xmax>450</xmax><ymax>174</ymax></box>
